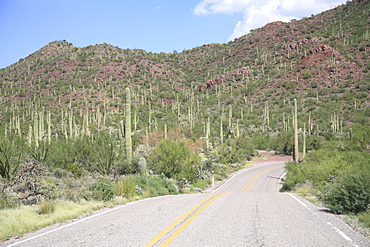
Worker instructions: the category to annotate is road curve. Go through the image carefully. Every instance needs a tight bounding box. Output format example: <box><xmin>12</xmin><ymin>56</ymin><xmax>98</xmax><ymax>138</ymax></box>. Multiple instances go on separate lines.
<box><xmin>4</xmin><ymin>161</ymin><xmax>370</xmax><ymax>246</ymax></box>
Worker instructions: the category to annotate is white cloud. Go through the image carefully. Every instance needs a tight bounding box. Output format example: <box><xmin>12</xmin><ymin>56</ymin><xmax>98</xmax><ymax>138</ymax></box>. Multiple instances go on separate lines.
<box><xmin>194</xmin><ymin>0</ymin><xmax>344</xmax><ymax>41</ymax></box>
<box><xmin>193</xmin><ymin>0</ymin><xmax>253</xmax><ymax>15</ymax></box>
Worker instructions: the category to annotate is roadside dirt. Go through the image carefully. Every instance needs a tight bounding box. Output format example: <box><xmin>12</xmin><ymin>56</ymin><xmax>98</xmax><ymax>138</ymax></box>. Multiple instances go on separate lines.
<box><xmin>251</xmin><ymin>151</ymin><xmax>293</xmax><ymax>163</ymax></box>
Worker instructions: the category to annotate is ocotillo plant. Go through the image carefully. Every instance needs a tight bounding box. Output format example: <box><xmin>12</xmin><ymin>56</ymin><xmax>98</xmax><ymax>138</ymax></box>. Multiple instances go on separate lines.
<box><xmin>125</xmin><ymin>87</ymin><xmax>132</xmax><ymax>163</ymax></box>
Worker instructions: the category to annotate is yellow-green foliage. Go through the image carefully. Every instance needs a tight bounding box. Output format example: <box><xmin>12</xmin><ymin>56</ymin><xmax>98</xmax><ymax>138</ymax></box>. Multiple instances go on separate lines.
<box><xmin>0</xmin><ymin>200</ymin><xmax>103</xmax><ymax>241</ymax></box>
<box><xmin>38</xmin><ymin>200</ymin><xmax>56</xmax><ymax>214</ymax></box>
<box><xmin>358</xmin><ymin>209</ymin><xmax>370</xmax><ymax>228</ymax></box>
<box><xmin>113</xmin><ymin>176</ymin><xmax>136</xmax><ymax>198</ymax></box>
<box><xmin>294</xmin><ymin>182</ymin><xmax>318</xmax><ymax>204</ymax></box>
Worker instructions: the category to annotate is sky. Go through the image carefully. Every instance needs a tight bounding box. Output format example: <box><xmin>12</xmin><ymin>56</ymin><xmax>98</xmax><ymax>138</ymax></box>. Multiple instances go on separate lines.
<box><xmin>0</xmin><ymin>0</ymin><xmax>344</xmax><ymax>69</ymax></box>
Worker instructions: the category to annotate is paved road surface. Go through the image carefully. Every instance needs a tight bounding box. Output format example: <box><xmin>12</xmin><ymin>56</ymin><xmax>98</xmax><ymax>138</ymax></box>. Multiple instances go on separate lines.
<box><xmin>4</xmin><ymin>161</ymin><xmax>370</xmax><ymax>246</ymax></box>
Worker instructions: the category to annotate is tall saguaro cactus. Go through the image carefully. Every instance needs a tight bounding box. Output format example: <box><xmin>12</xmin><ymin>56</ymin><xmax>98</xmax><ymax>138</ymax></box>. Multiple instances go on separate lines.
<box><xmin>125</xmin><ymin>87</ymin><xmax>132</xmax><ymax>163</ymax></box>
<box><xmin>293</xmin><ymin>98</ymin><xmax>299</xmax><ymax>163</ymax></box>
<box><xmin>206</xmin><ymin>117</ymin><xmax>210</xmax><ymax>152</ymax></box>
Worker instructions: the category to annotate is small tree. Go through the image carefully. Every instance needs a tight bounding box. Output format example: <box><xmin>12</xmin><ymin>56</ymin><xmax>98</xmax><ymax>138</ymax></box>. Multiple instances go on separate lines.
<box><xmin>149</xmin><ymin>139</ymin><xmax>200</xmax><ymax>181</ymax></box>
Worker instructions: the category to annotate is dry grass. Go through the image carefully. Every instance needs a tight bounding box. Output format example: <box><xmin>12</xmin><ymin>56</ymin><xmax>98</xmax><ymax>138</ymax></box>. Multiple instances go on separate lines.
<box><xmin>0</xmin><ymin>200</ymin><xmax>104</xmax><ymax>241</ymax></box>
<box><xmin>294</xmin><ymin>182</ymin><xmax>319</xmax><ymax>204</ymax></box>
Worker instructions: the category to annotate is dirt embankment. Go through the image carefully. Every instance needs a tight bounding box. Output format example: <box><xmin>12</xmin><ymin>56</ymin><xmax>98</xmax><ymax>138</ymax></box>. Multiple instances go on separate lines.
<box><xmin>252</xmin><ymin>151</ymin><xmax>293</xmax><ymax>163</ymax></box>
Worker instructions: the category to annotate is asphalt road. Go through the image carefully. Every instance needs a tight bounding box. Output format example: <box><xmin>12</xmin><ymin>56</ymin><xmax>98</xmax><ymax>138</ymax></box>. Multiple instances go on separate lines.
<box><xmin>4</xmin><ymin>161</ymin><xmax>370</xmax><ymax>246</ymax></box>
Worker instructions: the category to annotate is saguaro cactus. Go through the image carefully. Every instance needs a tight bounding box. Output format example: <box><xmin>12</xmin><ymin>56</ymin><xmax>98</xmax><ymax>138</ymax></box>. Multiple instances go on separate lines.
<box><xmin>125</xmin><ymin>87</ymin><xmax>132</xmax><ymax>163</ymax></box>
<box><xmin>293</xmin><ymin>98</ymin><xmax>299</xmax><ymax>163</ymax></box>
<box><xmin>206</xmin><ymin>117</ymin><xmax>210</xmax><ymax>152</ymax></box>
<box><xmin>220</xmin><ymin>120</ymin><xmax>224</xmax><ymax>145</ymax></box>
<box><xmin>138</xmin><ymin>157</ymin><xmax>147</xmax><ymax>176</ymax></box>
<box><xmin>302</xmin><ymin>123</ymin><xmax>306</xmax><ymax>159</ymax></box>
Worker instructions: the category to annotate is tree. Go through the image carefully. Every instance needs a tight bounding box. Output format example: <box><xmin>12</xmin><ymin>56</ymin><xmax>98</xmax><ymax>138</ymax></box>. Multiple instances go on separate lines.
<box><xmin>150</xmin><ymin>139</ymin><xmax>200</xmax><ymax>181</ymax></box>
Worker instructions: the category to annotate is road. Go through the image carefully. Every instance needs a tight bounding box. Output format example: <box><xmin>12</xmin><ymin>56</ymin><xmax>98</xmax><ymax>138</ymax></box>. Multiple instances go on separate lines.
<box><xmin>4</xmin><ymin>161</ymin><xmax>370</xmax><ymax>246</ymax></box>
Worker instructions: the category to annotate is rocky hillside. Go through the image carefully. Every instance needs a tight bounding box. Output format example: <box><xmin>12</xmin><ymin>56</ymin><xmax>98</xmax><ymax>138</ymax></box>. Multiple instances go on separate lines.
<box><xmin>0</xmin><ymin>0</ymin><xmax>368</xmax><ymax>146</ymax></box>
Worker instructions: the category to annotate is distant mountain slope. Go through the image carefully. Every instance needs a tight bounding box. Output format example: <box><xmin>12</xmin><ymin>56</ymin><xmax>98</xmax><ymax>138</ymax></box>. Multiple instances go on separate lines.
<box><xmin>0</xmin><ymin>0</ymin><xmax>368</xmax><ymax>132</ymax></box>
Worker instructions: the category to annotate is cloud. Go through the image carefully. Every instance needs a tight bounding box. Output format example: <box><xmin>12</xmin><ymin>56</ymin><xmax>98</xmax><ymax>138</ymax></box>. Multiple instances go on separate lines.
<box><xmin>193</xmin><ymin>0</ymin><xmax>253</xmax><ymax>15</ymax></box>
<box><xmin>194</xmin><ymin>0</ymin><xmax>344</xmax><ymax>41</ymax></box>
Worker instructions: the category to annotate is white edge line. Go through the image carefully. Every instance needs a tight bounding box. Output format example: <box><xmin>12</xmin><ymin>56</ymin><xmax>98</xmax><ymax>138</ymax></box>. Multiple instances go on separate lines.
<box><xmin>327</xmin><ymin>222</ymin><xmax>355</xmax><ymax>245</ymax></box>
<box><xmin>277</xmin><ymin>171</ymin><xmax>287</xmax><ymax>192</ymax></box>
<box><xmin>6</xmin><ymin>195</ymin><xmax>175</xmax><ymax>247</ymax></box>
<box><xmin>278</xmin><ymin>171</ymin><xmax>287</xmax><ymax>184</ymax></box>
<box><xmin>8</xmin><ymin>161</ymin><xmax>288</xmax><ymax>246</ymax></box>
<box><xmin>288</xmin><ymin>193</ymin><xmax>309</xmax><ymax>210</ymax></box>
<box><xmin>212</xmin><ymin>168</ymin><xmax>250</xmax><ymax>193</ymax></box>
<box><xmin>212</xmin><ymin>161</ymin><xmax>286</xmax><ymax>193</ymax></box>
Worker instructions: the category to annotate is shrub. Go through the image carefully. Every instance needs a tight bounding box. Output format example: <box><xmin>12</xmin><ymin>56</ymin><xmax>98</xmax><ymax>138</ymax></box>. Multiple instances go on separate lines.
<box><xmin>271</xmin><ymin>131</ymin><xmax>293</xmax><ymax>155</ymax></box>
<box><xmin>149</xmin><ymin>139</ymin><xmax>200</xmax><ymax>181</ymax></box>
<box><xmin>358</xmin><ymin>209</ymin><xmax>370</xmax><ymax>228</ymax></box>
<box><xmin>321</xmin><ymin>162</ymin><xmax>370</xmax><ymax>214</ymax></box>
<box><xmin>147</xmin><ymin>177</ymin><xmax>178</xmax><ymax>195</ymax></box>
<box><xmin>114</xmin><ymin>177</ymin><xmax>136</xmax><ymax>198</ymax></box>
<box><xmin>215</xmin><ymin>137</ymin><xmax>254</xmax><ymax>164</ymax></box>
<box><xmin>280</xmin><ymin>161</ymin><xmax>305</xmax><ymax>191</ymax></box>
<box><xmin>133</xmin><ymin>175</ymin><xmax>179</xmax><ymax>197</ymax></box>
<box><xmin>93</xmin><ymin>178</ymin><xmax>114</xmax><ymax>201</ymax></box>
<box><xmin>191</xmin><ymin>178</ymin><xmax>211</xmax><ymax>190</ymax></box>
<box><xmin>67</xmin><ymin>163</ymin><xmax>85</xmax><ymax>178</ymax></box>
<box><xmin>0</xmin><ymin>188</ymin><xmax>18</xmax><ymax>209</ymax></box>
<box><xmin>321</xmin><ymin>172</ymin><xmax>370</xmax><ymax>214</ymax></box>
<box><xmin>38</xmin><ymin>200</ymin><xmax>56</xmax><ymax>214</ymax></box>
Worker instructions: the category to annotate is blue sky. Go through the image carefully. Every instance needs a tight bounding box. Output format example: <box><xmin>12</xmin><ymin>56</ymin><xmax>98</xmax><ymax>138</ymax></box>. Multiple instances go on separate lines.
<box><xmin>0</xmin><ymin>0</ymin><xmax>344</xmax><ymax>69</ymax></box>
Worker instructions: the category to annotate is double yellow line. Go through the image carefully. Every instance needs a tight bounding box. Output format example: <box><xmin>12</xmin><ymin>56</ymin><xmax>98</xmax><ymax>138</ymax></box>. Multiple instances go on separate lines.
<box><xmin>146</xmin><ymin>165</ymin><xmax>283</xmax><ymax>246</ymax></box>
<box><xmin>241</xmin><ymin>165</ymin><xmax>284</xmax><ymax>192</ymax></box>
<box><xmin>145</xmin><ymin>192</ymin><xmax>228</xmax><ymax>247</ymax></box>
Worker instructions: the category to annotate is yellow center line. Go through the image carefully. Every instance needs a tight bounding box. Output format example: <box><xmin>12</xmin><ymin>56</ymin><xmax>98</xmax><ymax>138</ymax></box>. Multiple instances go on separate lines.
<box><xmin>160</xmin><ymin>193</ymin><xmax>227</xmax><ymax>247</ymax></box>
<box><xmin>146</xmin><ymin>165</ymin><xmax>283</xmax><ymax>246</ymax></box>
<box><xmin>241</xmin><ymin>165</ymin><xmax>284</xmax><ymax>192</ymax></box>
<box><xmin>145</xmin><ymin>193</ymin><xmax>226</xmax><ymax>247</ymax></box>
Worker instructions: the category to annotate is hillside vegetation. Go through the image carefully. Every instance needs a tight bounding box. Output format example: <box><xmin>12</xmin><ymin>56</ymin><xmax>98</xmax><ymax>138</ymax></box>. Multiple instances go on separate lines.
<box><xmin>0</xmin><ymin>0</ymin><xmax>369</xmax><ymax>240</ymax></box>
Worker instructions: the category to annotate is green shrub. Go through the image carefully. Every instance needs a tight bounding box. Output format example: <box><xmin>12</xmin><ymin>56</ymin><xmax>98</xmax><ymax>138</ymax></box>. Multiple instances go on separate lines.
<box><xmin>133</xmin><ymin>175</ymin><xmax>178</xmax><ymax>197</ymax></box>
<box><xmin>358</xmin><ymin>209</ymin><xmax>370</xmax><ymax>228</ymax></box>
<box><xmin>146</xmin><ymin>176</ymin><xmax>178</xmax><ymax>196</ymax></box>
<box><xmin>250</xmin><ymin>134</ymin><xmax>270</xmax><ymax>150</ymax></box>
<box><xmin>192</xmin><ymin>178</ymin><xmax>211</xmax><ymax>190</ymax></box>
<box><xmin>93</xmin><ymin>178</ymin><xmax>114</xmax><ymax>201</ymax></box>
<box><xmin>271</xmin><ymin>131</ymin><xmax>293</xmax><ymax>155</ymax></box>
<box><xmin>321</xmin><ymin>163</ymin><xmax>370</xmax><ymax>214</ymax></box>
<box><xmin>216</xmin><ymin>138</ymin><xmax>254</xmax><ymax>164</ymax></box>
<box><xmin>280</xmin><ymin>161</ymin><xmax>305</xmax><ymax>191</ymax></box>
<box><xmin>67</xmin><ymin>163</ymin><xmax>85</xmax><ymax>178</ymax></box>
<box><xmin>281</xmin><ymin>142</ymin><xmax>368</xmax><ymax>193</ymax></box>
<box><xmin>114</xmin><ymin>177</ymin><xmax>136</xmax><ymax>198</ymax></box>
<box><xmin>149</xmin><ymin>139</ymin><xmax>200</xmax><ymax>181</ymax></box>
